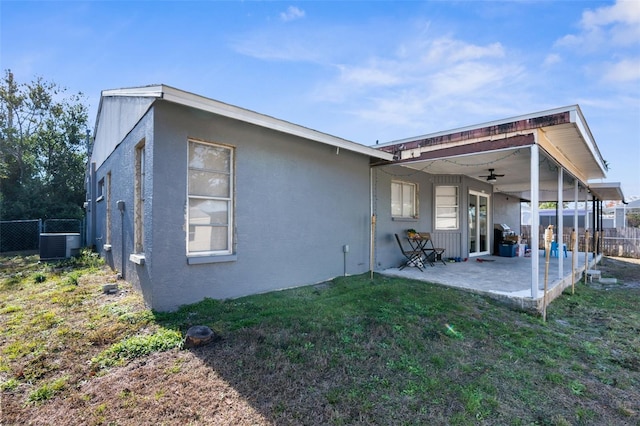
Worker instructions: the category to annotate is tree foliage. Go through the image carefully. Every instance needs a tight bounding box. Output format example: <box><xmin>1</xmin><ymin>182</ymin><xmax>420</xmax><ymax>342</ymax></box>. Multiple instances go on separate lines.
<box><xmin>627</xmin><ymin>213</ymin><xmax>640</xmax><ymax>228</ymax></box>
<box><xmin>0</xmin><ymin>70</ymin><xmax>89</xmax><ymax>220</ymax></box>
<box><xmin>539</xmin><ymin>202</ymin><xmax>570</xmax><ymax>210</ymax></box>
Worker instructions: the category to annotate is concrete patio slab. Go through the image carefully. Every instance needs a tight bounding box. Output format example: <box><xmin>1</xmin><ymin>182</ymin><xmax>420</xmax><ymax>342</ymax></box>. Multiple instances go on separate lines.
<box><xmin>380</xmin><ymin>251</ymin><xmax>600</xmax><ymax>312</ymax></box>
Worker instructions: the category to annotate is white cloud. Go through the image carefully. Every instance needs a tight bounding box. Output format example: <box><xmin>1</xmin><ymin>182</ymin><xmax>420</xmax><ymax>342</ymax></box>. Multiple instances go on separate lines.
<box><xmin>602</xmin><ymin>58</ymin><xmax>640</xmax><ymax>82</ymax></box>
<box><xmin>312</xmin><ymin>35</ymin><xmax>527</xmax><ymax>133</ymax></box>
<box><xmin>327</xmin><ymin>36</ymin><xmax>513</xmax><ymax>92</ymax></box>
<box><xmin>581</xmin><ymin>0</ymin><xmax>640</xmax><ymax>29</ymax></box>
<box><xmin>230</xmin><ymin>32</ymin><xmax>322</xmax><ymax>63</ymax></box>
<box><xmin>337</xmin><ymin>64</ymin><xmax>401</xmax><ymax>87</ymax></box>
<box><xmin>543</xmin><ymin>53</ymin><xmax>562</xmax><ymax>67</ymax></box>
<box><xmin>280</xmin><ymin>6</ymin><xmax>305</xmax><ymax>22</ymax></box>
<box><xmin>420</xmin><ymin>38</ymin><xmax>505</xmax><ymax>64</ymax></box>
<box><xmin>556</xmin><ymin>0</ymin><xmax>640</xmax><ymax>49</ymax></box>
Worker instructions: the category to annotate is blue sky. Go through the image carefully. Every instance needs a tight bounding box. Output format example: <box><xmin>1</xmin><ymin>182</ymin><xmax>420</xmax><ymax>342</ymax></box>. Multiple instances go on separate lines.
<box><xmin>2</xmin><ymin>0</ymin><xmax>639</xmax><ymax>197</ymax></box>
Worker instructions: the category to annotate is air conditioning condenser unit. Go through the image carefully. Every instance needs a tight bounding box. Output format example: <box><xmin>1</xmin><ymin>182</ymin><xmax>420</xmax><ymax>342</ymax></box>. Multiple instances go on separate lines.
<box><xmin>39</xmin><ymin>233</ymin><xmax>82</xmax><ymax>261</ymax></box>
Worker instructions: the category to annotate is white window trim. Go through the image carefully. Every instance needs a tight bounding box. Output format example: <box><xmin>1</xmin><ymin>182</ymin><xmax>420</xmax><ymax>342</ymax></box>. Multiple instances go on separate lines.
<box><xmin>105</xmin><ymin>172</ymin><xmax>111</xmax><ymax>245</ymax></box>
<box><xmin>186</xmin><ymin>139</ymin><xmax>234</xmax><ymax>257</ymax></box>
<box><xmin>134</xmin><ymin>141</ymin><xmax>145</xmax><ymax>254</ymax></box>
<box><xmin>391</xmin><ymin>180</ymin><xmax>418</xmax><ymax>219</ymax></box>
<box><xmin>435</xmin><ymin>185</ymin><xmax>459</xmax><ymax>230</ymax></box>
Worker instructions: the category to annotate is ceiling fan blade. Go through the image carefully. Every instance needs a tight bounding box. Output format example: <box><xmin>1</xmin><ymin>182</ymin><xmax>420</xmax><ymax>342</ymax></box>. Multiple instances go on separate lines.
<box><xmin>479</xmin><ymin>169</ymin><xmax>505</xmax><ymax>179</ymax></box>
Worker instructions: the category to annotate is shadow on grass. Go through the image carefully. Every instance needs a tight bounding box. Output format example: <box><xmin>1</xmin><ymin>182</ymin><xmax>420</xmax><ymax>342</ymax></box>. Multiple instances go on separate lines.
<box><xmin>154</xmin><ymin>274</ymin><xmax>475</xmax><ymax>424</ymax></box>
<box><xmin>154</xmin><ymin>273</ymin><xmax>640</xmax><ymax>425</ymax></box>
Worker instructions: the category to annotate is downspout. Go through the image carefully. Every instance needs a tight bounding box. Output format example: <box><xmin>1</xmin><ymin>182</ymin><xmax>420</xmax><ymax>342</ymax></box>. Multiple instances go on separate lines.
<box><xmin>117</xmin><ymin>200</ymin><xmax>126</xmax><ymax>279</ymax></box>
<box><xmin>90</xmin><ymin>162</ymin><xmax>97</xmax><ymax>248</ymax></box>
<box><xmin>369</xmin><ymin>166</ymin><xmax>375</xmax><ymax>279</ymax></box>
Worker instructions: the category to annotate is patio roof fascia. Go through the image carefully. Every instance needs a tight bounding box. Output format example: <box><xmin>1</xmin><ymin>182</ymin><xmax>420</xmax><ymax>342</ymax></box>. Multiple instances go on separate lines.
<box><xmin>393</xmin><ymin>133</ymin><xmax>535</xmax><ymax>164</ymax></box>
<box><xmin>588</xmin><ymin>182</ymin><xmax>626</xmax><ymax>202</ymax></box>
<box><xmin>374</xmin><ymin>106</ymin><xmax>610</xmax><ymax>202</ymax></box>
<box><xmin>570</xmin><ymin>106</ymin><xmax>608</xmax><ymax>179</ymax></box>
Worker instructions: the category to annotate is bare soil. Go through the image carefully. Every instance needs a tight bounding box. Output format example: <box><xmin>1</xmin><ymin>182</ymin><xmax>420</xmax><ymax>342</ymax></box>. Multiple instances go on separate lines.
<box><xmin>595</xmin><ymin>256</ymin><xmax>640</xmax><ymax>289</ymax></box>
<box><xmin>2</xmin><ymin>255</ymin><xmax>639</xmax><ymax>425</ymax></box>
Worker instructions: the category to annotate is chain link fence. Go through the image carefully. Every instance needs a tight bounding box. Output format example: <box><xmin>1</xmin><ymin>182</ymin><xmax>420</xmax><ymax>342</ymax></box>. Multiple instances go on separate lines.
<box><xmin>0</xmin><ymin>218</ymin><xmax>85</xmax><ymax>254</ymax></box>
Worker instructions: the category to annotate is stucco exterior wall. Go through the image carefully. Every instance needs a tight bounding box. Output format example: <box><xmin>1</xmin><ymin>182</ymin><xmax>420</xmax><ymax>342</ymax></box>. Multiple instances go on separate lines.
<box><xmin>492</xmin><ymin>192</ymin><xmax>522</xmax><ymax>235</ymax></box>
<box><xmin>93</xmin><ymin>109</ymin><xmax>155</xmax><ymax>305</ymax></box>
<box><xmin>95</xmin><ymin>101</ymin><xmax>374</xmax><ymax>311</ymax></box>
<box><xmin>373</xmin><ymin>167</ymin><xmax>504</xmax><ymax>265</ymax></box>
<box><xmin>372</xmin><ymin>165</ymin><xmax>437</xmax><ymax>269</ymax></box>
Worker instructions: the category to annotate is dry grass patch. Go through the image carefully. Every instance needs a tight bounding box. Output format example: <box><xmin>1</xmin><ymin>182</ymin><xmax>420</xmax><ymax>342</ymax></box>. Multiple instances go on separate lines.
<box><xmin>0</xmin><ymin>252</ymin><xmax>181</xmax><ymax>423</ymax></box>
<box><xmin>1</xmin><ymin>254</ymin><xmax>639</xmax><ymax>425</ymax></box>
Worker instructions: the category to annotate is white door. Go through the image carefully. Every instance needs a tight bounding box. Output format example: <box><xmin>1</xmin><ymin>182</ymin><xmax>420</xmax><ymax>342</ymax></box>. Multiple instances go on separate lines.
<box><xmin>468</xmin><ymin>190</ymin><xmax>490</xmax><ymax>256</ymax></box>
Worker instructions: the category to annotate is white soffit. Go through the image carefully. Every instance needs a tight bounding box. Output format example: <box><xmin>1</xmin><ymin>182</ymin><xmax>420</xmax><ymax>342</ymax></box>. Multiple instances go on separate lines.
<box><xmin>588</xmin><ymin>182</ymin><xmax>625</xmax><ymax>202</ymax></box>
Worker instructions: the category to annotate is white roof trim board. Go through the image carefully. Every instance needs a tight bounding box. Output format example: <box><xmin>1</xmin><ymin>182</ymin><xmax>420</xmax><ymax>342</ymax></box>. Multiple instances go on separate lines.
<box><xmin>588</xmin><ymin>182</ymin><xmax>625</xmax><ymax>203</ymax></box>
<box><xmin>374</xmin><ymin>104</ymin><xmax>624</xmax><ymax>201</ymax></box>
<box><xmin>93</xmin><ymin>84</ymin><xmax>393</xmax><ymax>164</ymax></box>
<box><xmin>377</xmin><ymin>105</ymin><xmax>607</xmax><ymax>176</ymax></box>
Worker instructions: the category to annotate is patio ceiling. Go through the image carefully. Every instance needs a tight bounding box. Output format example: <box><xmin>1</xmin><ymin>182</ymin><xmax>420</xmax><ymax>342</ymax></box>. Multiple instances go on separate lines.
<box><xmin>377</xmin><ymin>106</ymin><xmax>624</xmax><ymax>202</ymax></box>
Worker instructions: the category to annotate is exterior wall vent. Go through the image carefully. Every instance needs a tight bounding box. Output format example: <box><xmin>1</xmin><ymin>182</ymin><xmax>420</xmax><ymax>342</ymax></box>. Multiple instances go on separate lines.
<box><xmin>39</xmin><ymin>233</ymin><xmax>82</xmax><ymax>260</ymax></box>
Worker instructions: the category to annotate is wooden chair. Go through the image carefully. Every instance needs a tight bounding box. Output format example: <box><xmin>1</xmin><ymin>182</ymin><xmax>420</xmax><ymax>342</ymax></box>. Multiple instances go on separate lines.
<box><xmin>394</xmin><ymin>234</ymin><xmax>424</xmax><ymax>271</ymax></box>
<box><xmin>418</xmin><ymin>233</ymin><xmax>447</xmax><ymax>265</ymax></box>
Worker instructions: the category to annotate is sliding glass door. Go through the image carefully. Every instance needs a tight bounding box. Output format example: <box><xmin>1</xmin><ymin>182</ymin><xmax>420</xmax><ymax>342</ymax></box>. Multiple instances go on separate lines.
<box><xmin>468</xmin><ymin>190</ymin><xmax>490</xmax><ymax>256</ymax></box>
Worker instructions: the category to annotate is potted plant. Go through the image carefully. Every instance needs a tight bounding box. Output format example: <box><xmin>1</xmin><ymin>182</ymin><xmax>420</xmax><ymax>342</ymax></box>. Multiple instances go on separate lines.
<box><xmin>406</xmin><ymin>228</ymin><xmax>417</xmax><ymax>238</ymax></box>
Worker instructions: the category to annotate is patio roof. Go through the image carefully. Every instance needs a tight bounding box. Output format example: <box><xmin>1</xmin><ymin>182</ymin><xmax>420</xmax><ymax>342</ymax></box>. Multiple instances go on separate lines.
<box><xmin>375</xmin><ymin>106</ymin><xmax>624</xmax><ymax>202</ymax></box>
<box><xmin>588</xmin><ymin>182</ymin><xmax>626</xmax><ymax>203</ymax></box>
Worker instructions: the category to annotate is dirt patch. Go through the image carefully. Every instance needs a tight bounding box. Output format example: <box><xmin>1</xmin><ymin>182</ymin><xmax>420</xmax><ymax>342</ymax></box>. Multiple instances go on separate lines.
<box><xmin>593</xmin><ymin>256</ymin><xmax>640</xmax><ymax>289</ymax></box>
<box><xmin>23</xmin><ymin>350</ymin><xmax>270</xmax><ymax>426</ymax></box>
<box><xmin>2</xmin><ymin>254</ymin><xmax>639</xmax><ymax>425</ymax></box>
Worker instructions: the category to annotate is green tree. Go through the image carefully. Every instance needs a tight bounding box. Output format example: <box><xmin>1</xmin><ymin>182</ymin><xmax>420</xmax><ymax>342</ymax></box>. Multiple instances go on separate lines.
<box><xmin>0</xmin><ymin>70</ymin><xmax>89</xmax><ymax>220</ymax></box>
<box><xmin>627</xmin><ymin>213</ymin><xmax>640</xmax><ymax>228</ymax></box>
<box><xmin>539</xmin><ymin>202</ymin><xmax>570</xmax><ymax>210</ymax></box>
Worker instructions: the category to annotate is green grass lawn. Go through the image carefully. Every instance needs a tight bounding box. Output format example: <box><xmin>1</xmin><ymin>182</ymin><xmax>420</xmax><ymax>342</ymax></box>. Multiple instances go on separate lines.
<box><xmin>1</xmin><ymin>254</ymin><xmax>639</xmax><ymax>425</ymax></box>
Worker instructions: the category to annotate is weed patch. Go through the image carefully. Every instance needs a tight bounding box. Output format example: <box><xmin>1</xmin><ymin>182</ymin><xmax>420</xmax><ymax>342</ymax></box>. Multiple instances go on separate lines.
<box><xmin>1</xmin><ymin>255</ymin><xmax>639</xmax><ymax>425</ymax></box>
<box><xmin>27</xmin><ymin>376</ymin><xmax>68</xmax><ymax>404</ymax></box>
<box><xmin>91</xmin><ymin>329</ymin><xmax>183</xmax><ymax>370</ymax></box>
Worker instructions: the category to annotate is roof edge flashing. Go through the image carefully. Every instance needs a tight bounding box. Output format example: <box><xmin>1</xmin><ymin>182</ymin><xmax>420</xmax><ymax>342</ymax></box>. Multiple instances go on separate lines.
<box><xmin>588</xmin><ymin>181</ymin><xmax>626</xmax><ymax>202</ymax></box>
<box><xmin>570</xmin><ymin>106</ymin><xmax>608</xmax><ymax>177</ymax></box>
<box><xmin>378</xmin><ymin>105</ymin><xmax>581</xmax><ymax>147</ymax></box>
<box><xmin>160</xmin><ymin>86</ymin><xmax>393</xmax><ymax>161</ymax></box>
<box><xmin>94</xmin><ymin>84</ymin><xmax>392</xmax><ymax>161</ymax></box>
<box><xmin>101</xmin><ymin>85</ymin><xmax>165</xmax><ymax>98</ymax></box>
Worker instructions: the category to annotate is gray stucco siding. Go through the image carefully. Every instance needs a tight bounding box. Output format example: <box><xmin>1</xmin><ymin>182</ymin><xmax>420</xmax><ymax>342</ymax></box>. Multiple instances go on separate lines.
<box><xmin>373</xmin><ymin>165</ymin><xmax>437</xmax><ymax>269</ymax></box>
<box><xmin>492</xmin><ymin>192</ymin><xmax>522</xmax><ymax>233</ymax></box>
<box><xmin>92</xmin><ymin>110</ymin><xmax>155</xmax><ymax>306</ymax></box>
<box><xmin>146</xmin><ymin>102</ymin><xmax>373</xmax><ymax>311</ymax></box>
<box><xmin>373</xmin><ymin>167</ymin><xmax>507</xmax><ymax>266</ymax></box>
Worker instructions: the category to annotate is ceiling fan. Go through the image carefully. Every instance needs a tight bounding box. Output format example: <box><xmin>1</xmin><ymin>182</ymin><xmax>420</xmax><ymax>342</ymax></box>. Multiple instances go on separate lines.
<box><xmin>479</xmin><ymin>168</ymin><xmax>504</xmax><ymax>183</ymax></box>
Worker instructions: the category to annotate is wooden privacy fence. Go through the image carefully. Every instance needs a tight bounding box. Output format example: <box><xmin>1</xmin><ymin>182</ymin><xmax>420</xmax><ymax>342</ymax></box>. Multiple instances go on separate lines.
<box><xmin>520</xmin><ymin>226</ymin><xmax>640</xmax><ymax>259</ymax></box>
